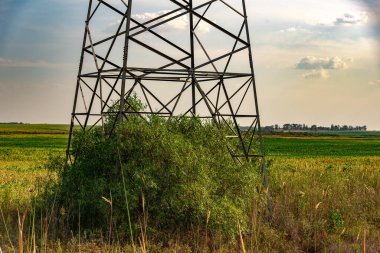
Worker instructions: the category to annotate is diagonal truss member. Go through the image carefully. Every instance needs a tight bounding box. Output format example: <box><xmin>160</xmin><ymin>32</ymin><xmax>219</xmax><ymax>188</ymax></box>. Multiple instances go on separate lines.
<box><xmin>67</xmin><ymin>0</ymin><xmax>272</xmax><ymax>213</ymax></box>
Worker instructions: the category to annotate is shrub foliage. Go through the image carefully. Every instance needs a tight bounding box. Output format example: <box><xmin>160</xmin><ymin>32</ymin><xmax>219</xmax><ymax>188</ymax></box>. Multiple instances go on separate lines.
<box><xmin>48</xmin><ymin>113</ymin><xmax>259</xmax><ymax>241</ymax></box>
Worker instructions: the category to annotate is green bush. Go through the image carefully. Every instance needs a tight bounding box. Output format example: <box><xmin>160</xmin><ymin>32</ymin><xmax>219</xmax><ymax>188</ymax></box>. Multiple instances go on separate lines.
<box><xmin>46</xmin><ymin>114</ymin><xmax>259</xmax><ymax>241</ymax></box>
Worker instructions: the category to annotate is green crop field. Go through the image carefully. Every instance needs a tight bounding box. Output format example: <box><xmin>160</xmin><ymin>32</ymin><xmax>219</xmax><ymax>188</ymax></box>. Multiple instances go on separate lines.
<box><xmin>1</xmin><ymin>124</ymin><xmax>379</xmax><ymax>203</ymax></box>
<box><xmin>0</xmin><ymin>125</ymin><xmax>68</xmax><ymax>205</ymax></box>
<box><xmin>264</xmin><ymin>136</ymin><xmax>380</xmax><ymax>157</ymax></box>
<box><xmin>0</xmin><ymin>124</ymin><xmax>379</xmax><ymax>252</ymax></box>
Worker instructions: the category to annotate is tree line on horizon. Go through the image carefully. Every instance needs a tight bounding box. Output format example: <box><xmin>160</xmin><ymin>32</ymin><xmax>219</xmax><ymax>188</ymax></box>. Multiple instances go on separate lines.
<box><xmin>262</xmin><ymin>123</ymin><xmax>367</xmax><ymax>132</ymax></box>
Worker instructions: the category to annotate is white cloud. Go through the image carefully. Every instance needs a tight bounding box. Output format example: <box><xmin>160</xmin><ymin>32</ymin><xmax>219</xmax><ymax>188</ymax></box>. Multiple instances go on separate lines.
<box><xmin>296</xmin><ymin>56</ymin><xmax>351</xmax><ymax>70</ymax></box>
<box><xmin>279</xmin><ymin>27</ymin><xmax>312</xmax><ymax>33</ymax></box>
<box><xmin>132</xmin><ymin>10</ymin><xmax>210</xmax><ymax>33</ymax></box>
<box><xmin>296</xmin><ymin>56</ymin><xmax>354</xmax><ymax>80</ymax></box>
<box><xmin>308</xmin><ymin>11</ymin><xmax>369</xmax><ymax>27</ymax></box>
<box><xmin>133</xmin><ymin>11</ymin><xmax>187</xmax><ymax>30</ymax></box>
<box><xmin>303</xmin><ymin>68</ymin><xmax>330</xmax><ymax>79</ymax></box>
<box><xmin>140</xmin><ymin>11</ymin><xmax>186</xmax><ymax>30</ymax></box>
<box><xmin>281</xmin><ymin>27</ymin><xmax>297</xmax><ymax>33</ymax></box>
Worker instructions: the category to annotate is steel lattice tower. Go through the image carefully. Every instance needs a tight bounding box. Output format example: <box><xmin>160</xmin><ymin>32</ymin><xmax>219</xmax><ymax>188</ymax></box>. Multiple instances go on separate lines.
<box><xmin>67</xmin><ymin>0</ymin><xmax>271</xmax><ymax>209</ymax></box>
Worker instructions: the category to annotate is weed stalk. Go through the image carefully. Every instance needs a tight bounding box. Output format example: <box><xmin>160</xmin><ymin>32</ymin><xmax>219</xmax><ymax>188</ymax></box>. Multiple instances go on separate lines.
<box><xmin>117</xmin><ymin>146</ymin><xmax>136</xmax><ymax>252</ymax></box>
<box><xmin>0</xmin><ymin>204</ymin><xmax>15</xmax><ymax>252</ymax></box>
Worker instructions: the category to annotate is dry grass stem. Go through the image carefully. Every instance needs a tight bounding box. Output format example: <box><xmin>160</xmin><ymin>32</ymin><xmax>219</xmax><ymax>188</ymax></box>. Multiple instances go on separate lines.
<box><xmin>17</xmin><ymin>205</ymin><xmax>29</xmax><ymax>253</ymax></box>
<box><xmin>238</xmin><ymin>221</ymin><xmax>246</xmax><ymax>253</ymax></box>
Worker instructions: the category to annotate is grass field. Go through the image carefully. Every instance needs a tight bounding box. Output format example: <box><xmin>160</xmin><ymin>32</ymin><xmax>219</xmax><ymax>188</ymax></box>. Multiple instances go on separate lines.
<box><xmin>264</xmin><ymin>136</ymin><xmax>380</xmax><ymax>157</ymax></box>
<box><xmin>0</xmin><ymin>124</ymin><xmax>379</xmax><ymax>252</ymax></box>
<box><xmin>0</xmin><ymin>124</ymin><xmax>379</xmax><ymax>207</ymax></box>
<box><xmin>0</xmin><ymin>125</ymin><xmax>68</xmax><ymax>205</ymax></box>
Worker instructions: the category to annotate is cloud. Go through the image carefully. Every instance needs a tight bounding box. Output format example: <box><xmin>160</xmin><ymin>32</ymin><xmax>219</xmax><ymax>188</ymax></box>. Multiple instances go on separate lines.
<box><xmin>306</xmin><ymin>11</ymin><xmax>369</xmax><ymax>27</ymax></box>
<box><xmin>0</xmin><ymin>58</ymin><xmax>63</xmax><ymax>68</ymax></box>
<box><xmin>133</xmin><ymin>11</ymin><xmax>187</xmax><ymax>30</ymax></box>
<box><xmin>368</xmin><ymin>80</ymin><xmax>380</xmax><ymax>86</ymax></box>
<box><xmin>132</xmin><ymin>10</ymin><xmax>210</xmax><ymax>33</ymax></box>
<box><xmin>279</xmin><ymin>27</ymin><xmax>312</xmax><ymax>33</ymax></box>
<box><xmin>280</xmin><ymin>27</ymin><xmax>297</xmax><ymax>33</ymax></box>
<box><xmin>296</xmin><ymin>56</ymin><xmax>353</xmax><ymax>80</ymax></box>
<box><xmin>296</xmin><ymin>56</ymin><xmax>352</xmax><ymax>70</ymax></box>
<box><xmin>334</xmin><ymin>12</ymin><xmax>368</xmax><ymax>26</ymax></box>
<box><xmin>302</xmin><ymin>68</ymin><xmax>330</xmax><ymax>79</ymax></box>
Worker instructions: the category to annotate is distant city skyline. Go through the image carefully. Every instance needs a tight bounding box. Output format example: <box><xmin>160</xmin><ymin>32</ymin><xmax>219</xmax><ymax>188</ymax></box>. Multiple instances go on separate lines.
<box><xmin>0</xmin><ymin>0</ymin><xmax>379</xmax><ymax>129</ymax></box>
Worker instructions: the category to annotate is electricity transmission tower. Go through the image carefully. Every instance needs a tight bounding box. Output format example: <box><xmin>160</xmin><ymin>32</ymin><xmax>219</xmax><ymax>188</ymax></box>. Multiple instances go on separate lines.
<box><xmin>67</xmin><ymin>0</ymin><xmax>271</xmax><ymax>211</ymax></box>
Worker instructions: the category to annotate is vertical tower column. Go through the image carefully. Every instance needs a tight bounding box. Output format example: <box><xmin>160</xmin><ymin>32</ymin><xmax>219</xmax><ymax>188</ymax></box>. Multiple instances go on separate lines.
<box><xmin>119</xmin><ymin>0</ymin><xmax>133</xmax><ymax>123</ymax></box>
<box><xmin>189</xmin><ymin>0</ymin><xmax>196</xmax><ymax>116</ymax></box>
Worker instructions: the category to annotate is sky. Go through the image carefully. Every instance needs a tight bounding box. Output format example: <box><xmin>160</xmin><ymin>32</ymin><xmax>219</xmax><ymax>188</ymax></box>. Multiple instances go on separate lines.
<box><xmin>0</xmin><ymin>0</ymin><xmax>379</xmax><ymax>129</ymax></box>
